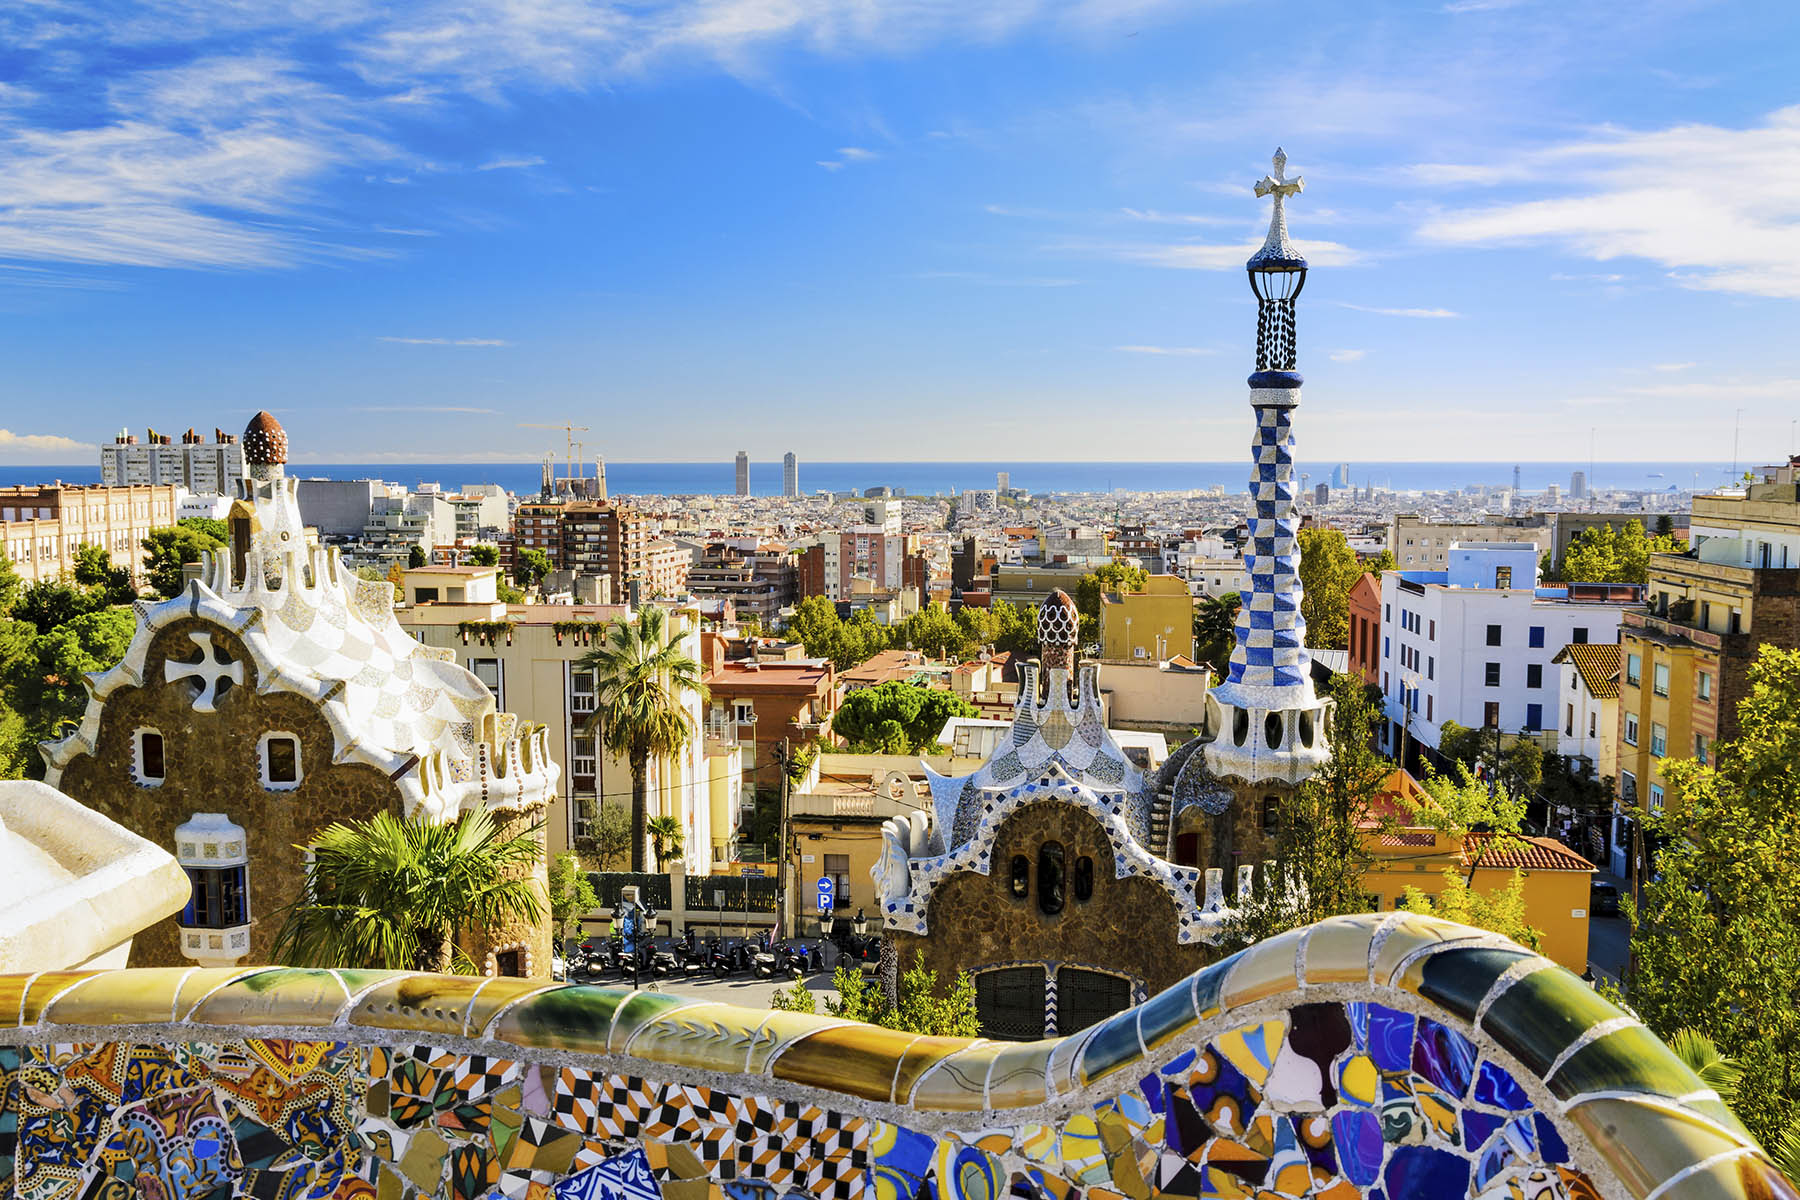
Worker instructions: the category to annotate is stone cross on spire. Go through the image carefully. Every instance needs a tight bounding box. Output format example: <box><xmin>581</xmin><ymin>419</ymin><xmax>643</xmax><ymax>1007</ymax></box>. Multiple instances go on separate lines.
<box><xmin>1251</xmin><ymin>147</ymin><xmax>1304</xmax><ymax>266</ymax></box>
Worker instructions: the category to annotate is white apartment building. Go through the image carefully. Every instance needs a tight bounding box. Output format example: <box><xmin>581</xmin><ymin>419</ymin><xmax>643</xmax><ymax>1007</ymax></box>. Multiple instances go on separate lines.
<box><xmin>1388</xmin><ymin>514</ymin><xmax>1552</xmax><ymax>570</ymax></box>
<box><xmin>397</xmin><ymin>571</ymin><xmax>742</xmax><ymax>872</ymax></box>
<box><xmin>1378</xmin><ymin>543</ymin><xmax>1641</xmax><ymax>755</ymax></box>
<box><xmin>101</xmin><ymin>428</ymin><xmax>245</xmax><ymax>497</ymax></box>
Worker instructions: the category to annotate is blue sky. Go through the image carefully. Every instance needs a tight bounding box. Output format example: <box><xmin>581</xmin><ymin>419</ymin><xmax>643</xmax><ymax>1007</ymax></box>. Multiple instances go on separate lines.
<box><xmin>3</xmin><ymin>0</ymin><xmax>1799</xmax><ymax>465</ymax></box>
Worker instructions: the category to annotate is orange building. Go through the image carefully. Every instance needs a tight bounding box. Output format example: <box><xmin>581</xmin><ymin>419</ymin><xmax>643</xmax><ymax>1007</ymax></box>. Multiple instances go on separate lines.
<box><xmin>701</xmin><ymin>633</ymin><xmax>838</xmax><ymax>790</ymax></box>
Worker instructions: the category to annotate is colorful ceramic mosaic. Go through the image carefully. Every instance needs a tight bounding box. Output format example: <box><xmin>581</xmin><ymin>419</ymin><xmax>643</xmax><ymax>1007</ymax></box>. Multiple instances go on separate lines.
<box><xmin>0</xmin><ymin>913</ymin><xmax>1792</xmax><ymax>1200</ymax></box>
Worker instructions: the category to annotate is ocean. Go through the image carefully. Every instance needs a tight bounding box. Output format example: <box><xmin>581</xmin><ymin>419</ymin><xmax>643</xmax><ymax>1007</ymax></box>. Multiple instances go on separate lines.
<box><xmin>0</xmin><ymin>461</ymin><xmax>1739</xmax><ymax>498</ymax></box>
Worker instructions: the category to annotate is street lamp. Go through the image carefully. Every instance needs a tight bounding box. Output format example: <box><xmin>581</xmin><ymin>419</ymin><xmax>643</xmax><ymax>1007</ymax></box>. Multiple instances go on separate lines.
<box><xmin>852</xmin><ymin>907</ymin><xmax>868</xmax><ymax>938</ymax></box>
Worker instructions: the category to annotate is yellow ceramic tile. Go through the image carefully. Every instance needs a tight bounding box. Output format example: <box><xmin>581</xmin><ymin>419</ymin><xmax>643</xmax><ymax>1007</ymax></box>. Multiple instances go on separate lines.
<box><xmin>19</xmin><ymin>970</ymin><xmax>104</xmax><ymax>1025</ymax></box>
<box><xmin>42</xmin><ymin>968</ymin><xmax>194</xmax><ymax>1027</ymax></box>
<box><xmin>187</xmin><ymin>967</ymin><xmax>352</xmax><ymax>1027</ymax></box>
<box><xmin>463</xmin><ymin>977</ymin><xmax>564</xmax><ymax>1037</ymax></box>
<box><xmin>1218</xmin><ymin>927</ymin><xmax>1306</xmax><ymax>1012</ymax></box>
<box><xmin>492</xmin><ymin>986</ymin><xmax>641</xmax><ymax>1056</ymax></box>
<box><xmin>984</xmin><ymin>1039</ymin><xmax>1055</xmax><ymax>1110</ymax></box>
<box><xmin>1047</xmin><ymin>1030</ymin><xmax>1091</xmax><ymax>1097</ymax></box>
<box><xmin>1370</xmin><ymin>912</ymin><xmax>1485</xmax><ymax>986</ymax></box>
<box><xmin>741</xmin><ymin>1009</ymin><xmax>848</xmax><ymax>1076</ymax></box>
<box><xmin>893</xmin><ymin>1033</ymin><xmax>983</xmax><ymax>1105</ymax></box>
<box><xmin>1564</xmin><ymin>1097</ymin><xmax>1753</xmax><ymax>1199</ymax></box>
<box><xmin>616</xmin><ymin>1002</ymin><xmax>785</xmax><ymax>1075</ymax></box>
<box><xmin>354</xmin><ymin>975</ymin><xmax>495</xmax><ymax>1036</ymax></box>
<box><xmin>1211</xmin><ymin>1017</ymin><xmax>1288</xmax><ymax>1090</ymax></box>
<box><xmin>0</xmin><ymin>972</ymin><xmax>38</xmax><ymax>1028</ymax></box>
<box><xmin>771</xmin><ymin>1022</ymin><xmax>920</xmax><ymax>1101</ymax></box>
<box><xmin>1670</xmin><ymin>1153</ymin><xmax>1797</xmax><ymax>1200</ymax></box>
<box><xmin>603</xmin><ymin>990</ymin><xmax>703</xmax><ymax>1054</ymax></box>
<box><xmin>910</xmin><ymin>1044</ymin><xmax>1002</xmax><ymax>1112</ymax></box>
<box><xmin>1301</xmin><ymin>914</ymin><xmax>1384</xmax><ymax>985</ymax></box>
<box><xmin>174</xmin><ymin>967</ymin><xmax>272</xmax><ymax>1020</ymax></box>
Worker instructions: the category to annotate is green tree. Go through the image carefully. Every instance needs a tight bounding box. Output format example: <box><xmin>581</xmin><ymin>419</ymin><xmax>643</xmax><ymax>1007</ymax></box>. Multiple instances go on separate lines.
<box><xmin>1221</xmin><ymin>673</ymin><xmax>1392</xmax><ymax>948</ymax></box>
<box><xmin>14</xmin><ymin>579</ymin><xmax>94</xmax><ymax>630</ymax></box>
<box><xmin>0</xmin><ymin>551</ymin><xmax>23</xmax><ymax>618</ymax></box>
<box><xmin>142</xmin><ymin>520</ymin><xmax>225</xmax><ymax>599</ymax></box>
<box><xmin>1400</xmin><ymin>869</ymin><xmax>1542</xmax><ymax>951</ymax></box>
<box><xmin>1364</xmin><ymin>548</ymin><xmax>1398</xmax><ymax>576</ymax></box>
<box><xmin>1625</xmin><ymin>646</ymin><xmax>1800</xmax><ymax>1147</ymax></box>
<box><xmin>514</xmin><ymin>548</ymin><xmax>552</xmax><ymax>589</ymax></box>
<box><xmin>897</xmin><ymin>604</ymin><xmax>965</xmax><ymax>659</ymax></box>
<box><xmin>408</xmin><ymin>544</ymin><xmax>429</xmax><ymax>569</ymax></box>
<box><xmin>1074</xmin><ymin>560</ymin><xmax>1148</xmax><ymax>647</ymax></box>
<box><xmin>3</xmin><ymin>609</ymin><xmax>135</xmax><ymax>751</ymax></box>
<box><xmin>1297</xmin><ymin>527</ymin><xmax>1363</xmax><ymax>650</ymax></box>
<box><xmin>271</xmin><ymin>808</ymin><xmax>544</xmax><ymax>973</ymax></box>
<box><xmin>578</xmin><ymin>606</ymin><xmax>706</xmax><ymax>872</ymax></box>
<box><xmin>1192</xmin><ymin>592</ymin><xmax>1240</xmax><ymax>676</ymax></box>
<box><xmin>769</xmin><ymin>978</ymin><xmax>817</xmax><ymax>1014</ymax></box>
<box><xmin>72</xmin><ymin>545</ymin><xmax>136</xmax><ymax>608</ymax></box>
<box><xmin>1560</xmin><ymin>520</ymin><xmax>1680</xmax><ymax>586</ymax></box>
<box><xmin>825</xmin><ymin>952</ymin><xmax>981</xmax><ymax>1036</ymax></box>
<box><xmin>1655</xmin><ymin>513</ymin><xmax>1676</xmax><ymax>539</ymax></box>
<box><xmin>496</xmin><ymin>582</ymin><xmax>526</xmax><ymax>604</ymax></box>
<box><xmin>548</xmin><ymin>851</ymin><xmax>600</xmax><ymax>943</ymax></box>
<box><xmin>646</xmin><ymin>814</ymin><xmax>684</xmax><ymax>869</ymax></box>
<box><xmin>585</xmin><ymin>803</ymin><xmax>632</xmax><ymax>871</ymax></box>
<box><xmin>469</xmin><ymin>544</ymin><xmax>501</xmax><ymax>567</ymax></box>
<box><xmin>832</xmin><ymin>680</ymin><xmax>977</xmax><ymax>754</ymax></box>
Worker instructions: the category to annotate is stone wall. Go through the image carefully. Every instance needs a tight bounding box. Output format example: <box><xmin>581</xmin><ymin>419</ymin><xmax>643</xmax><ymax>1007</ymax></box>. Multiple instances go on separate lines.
<box><xmin>0</xmin><ymin>912</ymin><xmax>1784</xmax><ymax>1200</ymax></box>
<box><xmin>893</xmin><ymin>800</ymin><xmax>1213</xmax><ymax>1026</ymax></box>
<box><xmin>54</xmin><ymin>617</ymin><xmax>400</xmax><ymax>967</ymax></box>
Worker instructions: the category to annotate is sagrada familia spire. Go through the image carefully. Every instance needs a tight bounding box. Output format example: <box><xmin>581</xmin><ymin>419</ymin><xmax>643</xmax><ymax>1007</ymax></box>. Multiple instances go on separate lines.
<box><xmin>1203</xmin><ymin>149</ymin><xmax>1333</xmax><ymax>787</ymax></box>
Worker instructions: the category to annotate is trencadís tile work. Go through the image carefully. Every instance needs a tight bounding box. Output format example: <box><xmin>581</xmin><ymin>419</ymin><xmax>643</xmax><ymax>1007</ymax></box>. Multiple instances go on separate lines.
<box><xmin>0</xmin><ymin>914</ymin><xmax>1788</xmax><ymax>1200</ymax></box>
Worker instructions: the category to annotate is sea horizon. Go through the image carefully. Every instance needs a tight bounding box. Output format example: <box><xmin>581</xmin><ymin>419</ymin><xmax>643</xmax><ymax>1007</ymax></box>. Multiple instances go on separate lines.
<box><xmin>1</xmin><ymin>459</ymin><xmax>1744</xmax><ymax>499</ymax></box>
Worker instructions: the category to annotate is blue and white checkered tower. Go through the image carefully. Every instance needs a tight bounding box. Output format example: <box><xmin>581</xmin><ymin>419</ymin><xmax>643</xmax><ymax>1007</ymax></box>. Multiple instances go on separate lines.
<box><xmin>1205</xmin><ymin>149</ymin><xmax>1332</xmax><ymax>787</ymax></box>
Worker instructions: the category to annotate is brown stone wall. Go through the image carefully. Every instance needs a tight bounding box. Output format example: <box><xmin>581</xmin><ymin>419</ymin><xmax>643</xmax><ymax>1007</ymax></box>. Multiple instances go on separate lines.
<box><xmin>55</xmin><ymin>617</ymin><xmax>402</xmax><ymax>967</ymax></box>
<box><xmin>891</xmin><ymin>800</ymin><xmax>1214</xmax><ymax>1011</ymax></box>
<box><xmin>458</xmin><ymin>803</ymin><xmax>554</xmax><ymax>978</ymax></box>
<box><xmin>1174</xmin><ymin>781</ymin><xmax>1283</xmax><ymax>874</ymax></box>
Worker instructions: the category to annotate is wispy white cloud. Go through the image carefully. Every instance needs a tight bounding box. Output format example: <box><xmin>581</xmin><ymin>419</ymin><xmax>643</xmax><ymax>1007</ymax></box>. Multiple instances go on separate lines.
<box><xmin>1329</xmin><ymin>349</ymin><xmax>1367</xmax><ymax>362</ymax></box>
<box><xmin>1335</xmin><ymin>301</ymin><xmax>1460</xmax><ymax>318</ymax></box>
<box><xmin>476</xmin><ymin>154</ymin><xmax>544</xmax><ymax>171</ymax></box>
<box><xmin>378</xmin><ymin>336</ymin><xmax>512</xmax><ymax>346</ymax></box>
<box><xmin>1070</xmin><ymin>237</ymin><xmax>1366</xmax><ymax>270</ymax></box>
<box><xmin>1651</xmin><ymin>361</ymin><xmax>1696</xmax><ymax>372</ymax></box>
<box><xmin>1417</xmin><ymin>106</ymin><xmax>1800</xmax><ymax>299</ymax></box>
<box><xmin>1116</xmin><ymin>344</ymin><xmax>1215</xmax><ymax>356</ymax></box>
<box><xmin>0</xmin><ymin>429</ymin><xmax>95</xmax><ymax>460</ymax></box>
<box><xmin>911</xmin><ymin>270</ymin><xmax>1078</xmax><ymax>287</ymax></box>
<box><xmin>818</xmin><ymin>145</ymin><xmax>879</xmax><ymax>170</ymax></box>
<box><xmin>1119</xmin><ymin>208</ymin><xmax>1232</xmax><ymax>226</ymax></box>
<box><xmin>362</xmin><ymin>404</ymin><xmax>502</xmax><ymax>413</ymax></box>
<box><xmin>1549</xmin><ymin>272</ymin><xmax>1624</xmax><ymax>283</ymax></box>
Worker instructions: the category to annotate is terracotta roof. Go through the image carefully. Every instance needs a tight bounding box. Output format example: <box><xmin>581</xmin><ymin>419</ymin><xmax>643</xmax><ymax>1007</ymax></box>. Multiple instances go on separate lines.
<box><xmin>1551</xmin><ymin>643</ymin><xmax>1621</xmax><ymax>699</ymax></box>
<box><xmin>1463</xmin><ymin>833</ymin><xmax>1595</xmax><ymax>872</ymax></box>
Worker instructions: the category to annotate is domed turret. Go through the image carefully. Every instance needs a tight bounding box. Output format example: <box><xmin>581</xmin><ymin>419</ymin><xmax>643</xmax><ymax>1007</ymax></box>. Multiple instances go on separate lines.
<box><xmin>242</xmin><ymin>411</ymin><xmax>287</xmax><ymax>468</ymax></box>
<box><xmin>1037</xmin><ymin>588</ymin><xmax>1079</xmax><ymax>671</ymax></box>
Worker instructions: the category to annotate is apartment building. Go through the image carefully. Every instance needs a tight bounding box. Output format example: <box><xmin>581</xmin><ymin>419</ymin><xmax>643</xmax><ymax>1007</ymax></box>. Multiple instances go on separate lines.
<box><xmin>797</xmin><ymin>501</ymin><xmax>912</xmax><ymax>602</ymax></box>
<box><xmin>1097</xmin><ymin>574</ymin><xmax>1196</xmax><ymax>662</ymax></box>
<box><xmin>448</xmin><ymin>486</ymin><xmax>510</xmax><ymax>543</ymax></box>
<box><xmin>701</xmin><ymin>633</ymin><xmax>838</xmax><ymax>791</ymax></box>
<box><xmin>0</xmin><ymin>483</ymin><xmax>178</xmax><ymax>587</ymax></box>
<box><xmin>397</xmin><ymin>572</ymin><xmax>741</xmax><ymax>871</ymax></box>
<box><xmin>688</xmin><ymin>543</ymin><xmax>797</xmax><ymax>626</ymax></box>
<box><xmin>101</xmin><ymin>428</ymin><xmax>244</xmax><ymax>496</ymax></box>
<box><xmin>1388</xmin><ymin>514</ymin><xmax>1552</xmax><ymax>569</ymax></box>
<box><xmin>1347</xmin><ymin>572</ymin><xmax>1381</xmax><ymax>686</ymax></box>
<box><xmin>1377</xmin><ymin>543</ymin><xmax>1640</xmax><ymax>756</ymax></box>
<box><xmin>1616</xmin><ymin>459</ymin><xmax>1800</xmax><ymax>843</ymax></box>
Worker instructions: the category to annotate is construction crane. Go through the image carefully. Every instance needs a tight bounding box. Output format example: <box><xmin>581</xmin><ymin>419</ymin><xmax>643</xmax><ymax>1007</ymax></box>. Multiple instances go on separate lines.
<box><xmin>519</xmin><ymin>422</ymin><xmax>590</xmax><ymax>488</ymax></box>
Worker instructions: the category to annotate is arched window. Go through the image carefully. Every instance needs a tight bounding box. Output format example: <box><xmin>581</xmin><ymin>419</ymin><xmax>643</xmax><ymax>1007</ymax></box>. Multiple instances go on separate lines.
<box><xmin>1009</xmin><ymin>855</ymin><xmax>1030</xmax><ymax>899</ymax></box>
<box><xmin>1261</xmin><ymin>795</ymin><xmax>1282</xmax><ymax>837</ymax></box>
<box><xmin>1037</xmin><ymin>842</ymin><xmax>1065</xmax><ymax>916</ymax></box>
<box><xmin>1073</xmin><ymin>855</ymin><xmax>1094</xmax><ymax>902</ymax></box>
<box><xmin>1299</xmin><ymin>710</ymin><xmax>1315</xmax><ymax>747</ymax></box>
<box><xmin>1233</xmin><ymin>708</ymin><xmax>1250</xmax><ymax>747</ymax></box>
<box><xmin>1265</xmin><ymin>711</ymin><xmax>1283</xmax><ymax>749</ymax></box>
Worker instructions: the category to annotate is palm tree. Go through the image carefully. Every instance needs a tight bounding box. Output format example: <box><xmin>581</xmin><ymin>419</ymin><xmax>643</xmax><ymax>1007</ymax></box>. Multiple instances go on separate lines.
<box><xmin>272</xmin><ymin>808</ymin><xmax>544</xmax><ymax>972</ymax></box>
<box><xmin>578</xmin><ymin>605</ymin><xmax>707</xmax><ymax>872</ymax></box>
<box><xmin>1193</xmin><ymin>592</ymin><xmax>1242</xmax><ymax>676</ymax></box>
<box><xmin>646</xmin><ymin>815</ymin><xmax>685</xmax><ymax>870</ymax></box>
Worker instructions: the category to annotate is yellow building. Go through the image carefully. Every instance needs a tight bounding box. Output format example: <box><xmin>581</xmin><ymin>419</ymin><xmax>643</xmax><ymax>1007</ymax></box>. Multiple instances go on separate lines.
<box><xmin>1361</xmin><ymin>771</ymin><xmax>1595</xmax><ymax>973</ymax></box>
<box><xmin>1098</xmin><ymin>574</ymin><xmax>1196</xmax><ymax>663</ymax></box>
<box><xmin>1616</xmin><ymin>461</ymin><xmax>1800</xmax><ymax>851</ymax></box>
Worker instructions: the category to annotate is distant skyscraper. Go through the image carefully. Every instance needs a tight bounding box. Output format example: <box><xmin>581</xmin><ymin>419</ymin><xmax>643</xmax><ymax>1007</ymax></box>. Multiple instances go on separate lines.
<box><xmin>1315</xmin><ymin>482</ymin><xmax>1330</xmax><ymax>505</ymax></box>
<box><xmin>735</xmin><ymin>451</ymin><xmax>749</xmax><ymax>497</ymax></box>
<box><xmin>1570</xmin><ymin>470</ymin><xmax>1588</xmax><ymax>500</ymax></box>
<box><xmin>997</xmin><ymin>470</ymin><xmax>1010</xmax><ymax>494</ymax></box>
<box><xmin>782</xmin><ymin>452</ymin><xmax>798</xmax><ymax>498</ymax></box>
<box><xmin>1335</xmin><ymin>462</ymin><xmax>1350</xmax><ymax>488</ymax></box>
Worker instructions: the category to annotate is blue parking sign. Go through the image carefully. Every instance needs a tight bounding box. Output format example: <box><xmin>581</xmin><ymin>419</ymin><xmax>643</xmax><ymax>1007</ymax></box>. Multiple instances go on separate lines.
<box><xmin>817</xmin><ymin>876</ymin><xmax>835</xmax><ymax>913</ymax></box>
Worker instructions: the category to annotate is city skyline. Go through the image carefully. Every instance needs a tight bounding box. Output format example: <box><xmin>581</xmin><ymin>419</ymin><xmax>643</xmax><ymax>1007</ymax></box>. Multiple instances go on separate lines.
<box><xmin>2</xmin><ymin>2</ymin><xmax>1798</xmax><ymax>465</ymax></box>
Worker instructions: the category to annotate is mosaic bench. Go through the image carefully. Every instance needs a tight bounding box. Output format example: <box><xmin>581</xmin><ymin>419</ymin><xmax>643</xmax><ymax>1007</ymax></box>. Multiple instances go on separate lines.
<box><xmin>0</xmin><ymin>912</ymin><xmax>1786</xmax><ymax>1200</ymax></box>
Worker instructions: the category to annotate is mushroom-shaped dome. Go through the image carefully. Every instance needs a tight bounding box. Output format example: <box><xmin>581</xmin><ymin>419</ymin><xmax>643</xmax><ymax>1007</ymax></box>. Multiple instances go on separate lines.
<box><xmin>1038</xmin><ymin>589</ymin><xmax>1078</xmax><ymax>646</ymax></box>
<box><xmin>243</xmin><ymin>411</ymin><xmax>288</xmax><ymax>466</ymax></box>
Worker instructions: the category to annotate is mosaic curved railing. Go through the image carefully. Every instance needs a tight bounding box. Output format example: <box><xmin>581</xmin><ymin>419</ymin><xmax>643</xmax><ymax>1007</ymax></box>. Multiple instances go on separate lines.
<box><xmin>1</xmin><ymin>913</ymin><xmax>1787</xmax><ymax>1200</ymax></box>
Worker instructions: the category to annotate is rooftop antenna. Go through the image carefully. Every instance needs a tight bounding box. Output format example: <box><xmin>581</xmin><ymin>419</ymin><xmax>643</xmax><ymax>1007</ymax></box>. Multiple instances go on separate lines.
<box><xmin>1732</xmin><ymin>408</ymin><xmax>1743</xmax><ymax>482</ymax></box>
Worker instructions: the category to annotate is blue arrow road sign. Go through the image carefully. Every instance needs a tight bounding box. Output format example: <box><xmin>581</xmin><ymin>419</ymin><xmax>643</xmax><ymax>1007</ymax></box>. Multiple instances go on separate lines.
<box><xmin>817</xmin><ymin>876</ymin><xmax>835</xmax><ymax>913</ymax></box>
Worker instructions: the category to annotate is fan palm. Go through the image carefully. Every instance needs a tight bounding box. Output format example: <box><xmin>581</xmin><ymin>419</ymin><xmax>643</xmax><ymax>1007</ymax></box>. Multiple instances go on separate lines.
<box><xmin>578</xmin><ymin>605</ymin><xmax>707</xmax><ymax>872</ymax></box>
<box><xmin>646</xmin><ymin>815</ymin><xmax>685</xmax><ymax>870</ymax></box>
<box><xmin>271</xmin><ymin>808</ymin><xmax>544</xmax><ymax>973</ymax></box>
<box><xmin>1193</xmin><ymin>592</ymin><xmax>1242</xmax><ymax>676</ymax></box>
